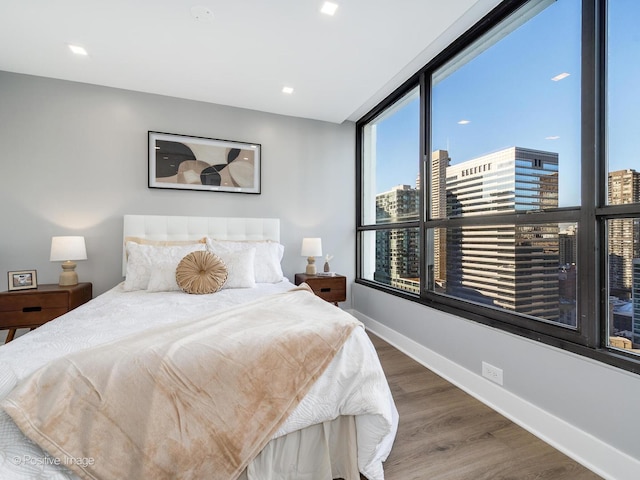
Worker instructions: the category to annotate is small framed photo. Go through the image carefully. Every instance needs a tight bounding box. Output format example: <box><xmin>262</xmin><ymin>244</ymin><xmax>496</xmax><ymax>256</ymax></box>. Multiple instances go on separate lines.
<box><xmin>8</xmin><ymin>270</ymin><xmax>38</xmax><ymax>291</ymax></box>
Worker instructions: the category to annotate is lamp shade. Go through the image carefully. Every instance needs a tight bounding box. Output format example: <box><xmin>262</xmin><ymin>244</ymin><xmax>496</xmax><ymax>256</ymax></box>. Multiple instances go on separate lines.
<box><xmin>300</xmin><ymin>238</ymin><xmax>322</xmax><ymax>257</ymax></box>
<box><xmin>50</xmin><ymin>236</ymin><xmax>87</xmax><ymax>262</ymax></box>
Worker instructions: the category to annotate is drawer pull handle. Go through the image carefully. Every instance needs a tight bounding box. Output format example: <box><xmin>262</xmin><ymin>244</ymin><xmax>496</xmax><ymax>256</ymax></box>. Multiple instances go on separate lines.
<box><xmin>23</xmin><ymin>306</ymin><xmax>42</xmax><ymax>313</ymax></box>
<box><xmin>320</xmin><ymin>288</ymin><xmax>331</xmax><ymax>292</ymax></box>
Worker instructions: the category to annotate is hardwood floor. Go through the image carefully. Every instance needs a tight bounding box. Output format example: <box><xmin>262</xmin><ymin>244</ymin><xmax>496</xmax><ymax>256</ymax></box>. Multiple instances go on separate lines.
<box><xmin>368</xmin><ymin>332</ymin><xmax>602</xmax><ymax>480</ymax></box>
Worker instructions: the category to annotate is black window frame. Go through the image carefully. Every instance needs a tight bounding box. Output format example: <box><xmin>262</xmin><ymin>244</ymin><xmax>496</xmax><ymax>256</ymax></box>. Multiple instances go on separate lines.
<box><xmin>355</xmin><ymin>0</ymin><xmax>640</xmax><ymax>375</ymax></box>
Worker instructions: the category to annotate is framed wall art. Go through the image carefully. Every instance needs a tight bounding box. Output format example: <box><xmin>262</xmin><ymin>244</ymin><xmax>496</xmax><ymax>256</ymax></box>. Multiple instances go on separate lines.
<box><xmin>148</xmin><ymin>131</ymin><xmax>261</xmax><ymax>194</ymax></box>
<box><xmin>8</xmin><ymin>270</ymin><xmax>38</xmax><ymax>291</ymax></box>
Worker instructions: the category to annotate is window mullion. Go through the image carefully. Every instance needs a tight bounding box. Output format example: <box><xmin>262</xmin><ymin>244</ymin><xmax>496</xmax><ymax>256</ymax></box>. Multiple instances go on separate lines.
<box><xmin>578</xmin><ymin>0</ymin><xmax>604</xmax><ymax>348</ymax></box>
<box><xmin>420</xmin><ymin>72</ymin><xmax>430</xmax><ymax>298</ymax></box>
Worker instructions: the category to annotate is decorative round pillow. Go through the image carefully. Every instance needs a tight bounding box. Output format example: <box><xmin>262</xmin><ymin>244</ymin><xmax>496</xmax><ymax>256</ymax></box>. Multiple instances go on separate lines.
<box><xmin>176</xmin><ymin>251</ymin><xmax>228</xmax><ymax>294</ymax></box>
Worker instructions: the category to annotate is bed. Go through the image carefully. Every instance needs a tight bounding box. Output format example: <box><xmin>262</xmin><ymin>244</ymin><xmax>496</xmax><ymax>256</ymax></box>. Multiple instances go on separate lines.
<box><xmin>0</xmin><ymin>215</ymin><xmax>398</xmax><ymax>480</ymax></box>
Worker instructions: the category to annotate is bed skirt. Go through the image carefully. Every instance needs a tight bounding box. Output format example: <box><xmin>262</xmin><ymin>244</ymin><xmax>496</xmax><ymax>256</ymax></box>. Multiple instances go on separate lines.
<box><xmin>242</xmin><ymin>416</ymin><xmax>360</xmax><ymax>480</ymax></box>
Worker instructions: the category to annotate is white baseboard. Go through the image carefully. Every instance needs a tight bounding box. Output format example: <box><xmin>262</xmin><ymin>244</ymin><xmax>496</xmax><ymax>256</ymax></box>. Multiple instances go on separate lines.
<box><xmin>350</xmin><ymin>309</ymin><xmax>640</xmax><ymax>480</ymax></box>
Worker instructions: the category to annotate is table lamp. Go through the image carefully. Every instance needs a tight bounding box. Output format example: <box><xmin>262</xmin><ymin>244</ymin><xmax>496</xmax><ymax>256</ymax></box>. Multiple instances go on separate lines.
<box><xmin>301</xmin><ymin>238</ymin><xmax>322</xmax><ymax>275</ymax></box>
<box><xmin>50</xmin><ymin>236</ymin><xmax>87</xmax><ymax>286</ymax></box>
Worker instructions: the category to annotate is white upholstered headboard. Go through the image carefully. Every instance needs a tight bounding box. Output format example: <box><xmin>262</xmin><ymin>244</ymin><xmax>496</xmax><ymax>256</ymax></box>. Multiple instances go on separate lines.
<box><xmin>122</xmin><ymin>215</ymin><xmax>280</xmax><ymax>276</ymax></box>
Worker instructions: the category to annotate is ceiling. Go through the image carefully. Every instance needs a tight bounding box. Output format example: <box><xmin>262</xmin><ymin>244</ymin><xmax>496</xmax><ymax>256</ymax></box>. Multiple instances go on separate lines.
<box><xmin>0</xmin><ymin>0</ymin><xmax>501</xmax><ymax>124</ymax></box>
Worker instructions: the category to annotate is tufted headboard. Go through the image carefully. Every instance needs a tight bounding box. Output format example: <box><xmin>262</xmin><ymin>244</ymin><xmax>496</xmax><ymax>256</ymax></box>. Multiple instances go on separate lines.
<box><xmin>122</xmin><ymin>215</ymin><xmax>280</xmax><ymax>276</ymax></box>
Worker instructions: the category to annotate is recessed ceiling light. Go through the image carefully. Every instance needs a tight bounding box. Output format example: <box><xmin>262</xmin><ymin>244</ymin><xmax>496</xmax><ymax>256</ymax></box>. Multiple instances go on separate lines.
<box><xmin>282</xmin><ymin>86</ymin><xmax>294</xmax><ymax>94</ymax></box>
<box><xmin>551</xmin><ymin>72</ymin><xmax>570</xmax><ymax>81</ymax></box>
<box><xmin>321</xmin><ymin>1</ymin><xmax>338</xmax><ymax>16</ymax></box>
<box><xmin>545</xmin><ymin>135</ymin><xmax>560</xmax><ymax>140</ymax></box>
<box><xmin>458</xmin><ymin>120</ymin><xmax>470</xmax><ymax>125</ymax></box>
<box><xmin>68</xmin><ymin>44</ymin><xmax>88</xmax><ymax>56</ymax></box>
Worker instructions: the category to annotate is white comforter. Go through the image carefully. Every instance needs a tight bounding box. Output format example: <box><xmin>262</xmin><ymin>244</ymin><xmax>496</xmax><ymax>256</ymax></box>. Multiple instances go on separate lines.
<box><xmin>0</xmin><ymin>280</ymin><xmax>398</xmax><ymax>480</ymax></box>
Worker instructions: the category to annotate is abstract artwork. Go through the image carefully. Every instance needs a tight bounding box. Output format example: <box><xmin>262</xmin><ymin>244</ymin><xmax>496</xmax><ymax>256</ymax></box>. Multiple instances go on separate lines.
<box><xmin>148</xmin><ymin>131</ymin><xmax>261</xmax><ymax>194</ymax></box>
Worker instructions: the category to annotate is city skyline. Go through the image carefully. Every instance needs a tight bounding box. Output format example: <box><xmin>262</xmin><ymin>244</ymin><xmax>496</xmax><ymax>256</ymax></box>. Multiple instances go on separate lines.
<box><xmin>375</xmin><ymin>145</ymin><xmax>568</xmax><ymax>324</ymax></box>
<box><xmin>373</xmin><ymin>153</ymin><xmax>639</xmax><ymax>344</ymax></box>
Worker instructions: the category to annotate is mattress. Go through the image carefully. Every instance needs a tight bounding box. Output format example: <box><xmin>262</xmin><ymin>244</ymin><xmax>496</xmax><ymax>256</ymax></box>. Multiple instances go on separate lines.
<box><xmin>0</xmin><ymin>280</ymin><xmax>398</xmax><ymax>480</ymax></box>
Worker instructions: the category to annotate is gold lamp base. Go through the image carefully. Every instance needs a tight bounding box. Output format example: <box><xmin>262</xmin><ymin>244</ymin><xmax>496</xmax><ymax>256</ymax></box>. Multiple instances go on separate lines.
<box><xmin>59</xmin><ymin>260</ymin><xmax>79</xmax><ymax>286</ymax></box>
<box><xmin>305</xmin><ymin>257</ymin><xmax>317</xmax><ymax>275</ymax></box>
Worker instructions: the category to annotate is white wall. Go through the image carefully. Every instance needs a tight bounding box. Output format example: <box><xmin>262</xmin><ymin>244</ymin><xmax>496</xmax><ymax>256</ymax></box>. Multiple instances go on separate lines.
<box><xmin>0</xmin><ymin>71</ymin><xmax>355</xmax><ymax>300</ymax></box>
<box><xmin>352</xmin><ymin>283</ymin><xmax>640</xmax><ymax>480</ymax></box>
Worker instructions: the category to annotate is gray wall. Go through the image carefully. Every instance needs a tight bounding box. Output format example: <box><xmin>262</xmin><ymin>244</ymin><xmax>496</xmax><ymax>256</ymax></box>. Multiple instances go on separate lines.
<box><xmin>0</xmin><ymin>71</ymin><xmax>355</xmax><ymax>299</ymax></box>
<box><xmin>352</xmin><ymin>283</ymin><xmax>640</xmax><ymax>473</ymax></box>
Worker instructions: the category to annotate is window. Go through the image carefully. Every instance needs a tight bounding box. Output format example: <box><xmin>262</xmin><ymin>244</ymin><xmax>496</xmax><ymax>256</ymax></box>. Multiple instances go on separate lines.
<box><xmin>356</xmin><ymin>0</ymin><xmax>640</xmax><ymax>373</ymax></box>
<box><xmin>359</xmin><ymin>88</ymin><xmax>420</xmax><ymax>293</ymax></box>
<box><xmin>605</xmin><ymin>0</ymin><xmax>640</xmax><ymax>355</ymax></box>
<box><xmin>428</xmin><ymin>0</ymin><xmax>580</xmax><ymax>330</ymax></box>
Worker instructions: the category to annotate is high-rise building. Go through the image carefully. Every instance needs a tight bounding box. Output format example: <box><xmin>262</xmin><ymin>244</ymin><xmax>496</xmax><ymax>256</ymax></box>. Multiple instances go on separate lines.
<box><xmin>375</xmin><ymin>185</ymin><xmax>420</xmax><ymax>292</ymax></box>
<box><xmin>608</xmin><ymin>169</ymin><xmax>640</xmax><ymax>293</ymax></box>
<box><xmin>559</xmin><ymin>225</ymin><xmax>577</xmax><ymax>266</ymax></box>
<box><xmin>558</xmin><ymin>263</ymin><xmax>577</xmax><ymax>325</ymax></box>
<box><xmin>633</xmin><ymin>259</ymin><xmax>640</xmax><ymax>347</ymax></box>
<box><xmin>438</xmin><ymin>147</ymin><xmax>561</xmax><ymax>320</ymax></box>
<box><xmin>431</xmin><ymin>150</ymin><xmax>450</xmax><ymax>288</ymax></box>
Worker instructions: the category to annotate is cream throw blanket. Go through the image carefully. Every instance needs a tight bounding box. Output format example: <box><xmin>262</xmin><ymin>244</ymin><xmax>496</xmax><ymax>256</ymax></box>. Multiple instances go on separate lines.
<box><xmin>2</xmin><ymin>287</ymin><xmax>360</xmax><ymax>480</ymax></box>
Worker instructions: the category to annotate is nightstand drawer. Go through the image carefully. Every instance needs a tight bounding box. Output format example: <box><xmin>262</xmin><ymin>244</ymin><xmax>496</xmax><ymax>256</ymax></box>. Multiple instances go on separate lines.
<box><xmin>0</xmin><ymin>283</ymin><xmax>92</xmax><ymax>340</ymax></box>
<box><xmin>310</xmin><ymin>282</ymin><xmax>346</xmax><ymax>303</ymax></box>
<box><xmin>0</xmin><ymin>308</ymin><xmax>69</xmax><ymax>329</ymax></box>
<box><xmin>294</xmin><ymin>274</ymin><xmax>347</xmax><ymax>305</ymax></box>
<box><xmin>0</xmin><ymin>293</ymin><xmax>68</xmax><ymax>312</ymax></box>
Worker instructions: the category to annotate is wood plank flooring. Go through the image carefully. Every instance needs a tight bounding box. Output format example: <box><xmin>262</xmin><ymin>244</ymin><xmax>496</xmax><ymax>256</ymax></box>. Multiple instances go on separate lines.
<box><xmin>368</xmin><ymin>332</ymin><xmax>602</xmax><ymax>480</ymax></box>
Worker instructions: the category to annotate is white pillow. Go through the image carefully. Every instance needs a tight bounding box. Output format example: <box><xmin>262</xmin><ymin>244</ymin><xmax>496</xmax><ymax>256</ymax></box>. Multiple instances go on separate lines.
<box><xmin>219</xmin><ymin>248</ymin><xmax>256</xmax><ymax>289</ymax></box>
<box><xmin>147</xmin><ymin>262</ymin><xmax>181</xmax><ymax>292</ymax></box>
<box><xmin>123</xmin><ymin>242</ymin><xmax>206</xmax><ymax>291</ymax></box>
<box><xmin>206</xmin><ymin>239</ymin><xmax>284</xmax><ymax>283</ymax></box>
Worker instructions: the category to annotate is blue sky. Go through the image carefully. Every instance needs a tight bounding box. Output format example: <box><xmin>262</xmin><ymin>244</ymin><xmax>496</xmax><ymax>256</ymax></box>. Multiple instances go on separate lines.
<box><xmin>374</xmin><ymin>0</ymin><xmax>638</xmax><ymax>208</ymax></box>
<box><xmin>607</xmin><ymin>0</ymin><xmax>640</xmax><ymax>174</ymax></box>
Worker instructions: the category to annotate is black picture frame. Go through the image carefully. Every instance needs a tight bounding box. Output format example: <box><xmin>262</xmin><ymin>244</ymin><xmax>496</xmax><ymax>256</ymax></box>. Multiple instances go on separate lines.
<box><xmin>148</xmin><ymin>131</ymin><xmax>261</xmax><ymax>194</ymax></box>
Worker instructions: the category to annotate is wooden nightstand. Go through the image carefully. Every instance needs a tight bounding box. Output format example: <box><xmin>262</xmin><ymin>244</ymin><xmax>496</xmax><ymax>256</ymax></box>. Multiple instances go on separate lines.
<box><xmin>294</xmin><ymin>274</ymin><xmax>346</xmax><ymax>306</ymax></box>
<box><xmin>0</xmin><ymin>283</ymin><xmax>92</xmax><ymax>343</ymax></box>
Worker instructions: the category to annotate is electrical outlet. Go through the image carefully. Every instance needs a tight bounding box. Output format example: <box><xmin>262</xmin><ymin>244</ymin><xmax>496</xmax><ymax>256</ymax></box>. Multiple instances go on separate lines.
<box><xmin>482</xmin><ymin>361</ymin><xmax>503</xmax><ymax>386</ymax></box>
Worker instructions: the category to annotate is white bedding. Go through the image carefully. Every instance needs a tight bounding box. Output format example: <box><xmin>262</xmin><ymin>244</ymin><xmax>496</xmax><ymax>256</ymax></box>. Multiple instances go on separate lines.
<box><xmin>0</xmin><ymin>280</ymin><xmax>398</xmax><ymax>480</ymax></box>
